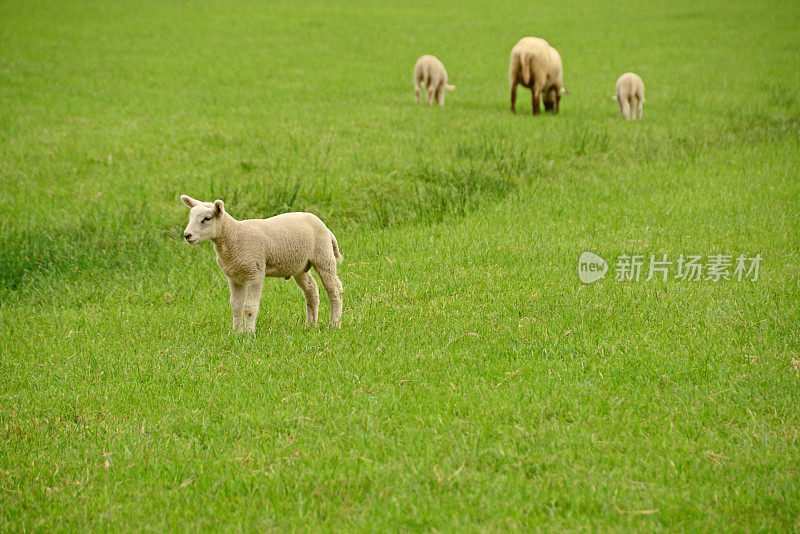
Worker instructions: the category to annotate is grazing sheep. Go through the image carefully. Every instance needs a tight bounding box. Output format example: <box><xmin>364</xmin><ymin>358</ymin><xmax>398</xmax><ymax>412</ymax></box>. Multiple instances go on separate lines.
<box><xmin>413</xmin><ymin>55</ymin><xmax>456</xmax><ymax>106</ymax></box>
<box><xmin>180</xmin><ymin>196</ymin><xmax>344</xmax><ymax>333</ymax></box>
<box><xmin>509</xmin><ymin>37</ymin><xmax>565</xmax><ymax>115</ymax></box>
<box><xmin>615</xmin><ymin>73</ymin><xmax>645</xmax><ymax>120</ymax></box>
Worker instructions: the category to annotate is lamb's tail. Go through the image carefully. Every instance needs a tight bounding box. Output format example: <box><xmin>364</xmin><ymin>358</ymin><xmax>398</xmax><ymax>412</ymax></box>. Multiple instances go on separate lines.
<box><xmin>331</xmin><ymin>232</ymin><xmax>344</xmax><ymax>264</ymax></box>
<box><xmin>520</xmin><ymin>53</ymin><xmax>533</xmax><ymax>86</ymax></box>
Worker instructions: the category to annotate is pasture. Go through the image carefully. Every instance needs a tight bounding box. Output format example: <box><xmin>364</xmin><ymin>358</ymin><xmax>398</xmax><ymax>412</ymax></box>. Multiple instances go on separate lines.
<box><xmin>1</xmin><ymin>0</ymin><xmax>799</xmax><ymax>530</ymax></box>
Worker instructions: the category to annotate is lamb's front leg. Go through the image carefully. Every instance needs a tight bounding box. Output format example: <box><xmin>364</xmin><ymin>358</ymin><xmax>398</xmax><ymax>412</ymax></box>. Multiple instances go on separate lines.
<box><xmin>228</xmin><ymin>278</ymin><xmax>246</xmax><ymax>333</ymax></box>
<box><xmin>242</xmin><ymin>278</ymin><xmax>264</xmax><ymax>333</ymax></box>
<box><xmin>531</xmin><ymin>88</ymin><xmax>541</xmax><ymax>115</ymax></box>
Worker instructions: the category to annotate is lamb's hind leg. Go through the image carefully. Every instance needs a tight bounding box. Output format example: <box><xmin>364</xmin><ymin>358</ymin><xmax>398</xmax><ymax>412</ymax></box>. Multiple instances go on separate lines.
<box><xmin>293</xmin><ymin>271</ymin><xmax>319</xmax><ymax>326</ymax></box>
<box><xmin>315</xmin><ymin>264</ymin><xmax>343</xmax><ymax>327</ymax></box>
<box><xmin>510</xmin><ymin>80</ymin><xmax>518</xmax><ymax>113</ymax></box>
<box><xmin>621</xmin><ymin>97</ymin><xmax>632</xmax><ymax>120</ymax></box>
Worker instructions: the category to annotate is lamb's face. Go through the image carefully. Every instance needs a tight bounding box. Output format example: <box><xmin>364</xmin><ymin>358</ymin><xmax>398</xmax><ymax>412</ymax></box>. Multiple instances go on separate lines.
<box><xmin>180</xmin><ymin>195</ymin><xmax>225</xmax><ymax>244</ymax></box>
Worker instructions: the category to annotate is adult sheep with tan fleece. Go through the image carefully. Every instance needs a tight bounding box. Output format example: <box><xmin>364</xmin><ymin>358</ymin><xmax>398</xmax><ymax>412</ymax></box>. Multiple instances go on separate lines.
<box><xmin>614</xmin><ymin>73</ymin><xmax>645</xmax><ymax>120</ymax></box>
<box><xmin>509</xmin><ymin>37</ymin><xmax>566</xmax><ymax>115</ymax></box>
<box><xmin>413</xmin><ymin>55</ymin><xmax>455</xmax><ymax>106</ymax></box>
<box><xmin>181</xmin><ymin>195</ymin><xmax>344</xmax><ymax>333</ymax></box>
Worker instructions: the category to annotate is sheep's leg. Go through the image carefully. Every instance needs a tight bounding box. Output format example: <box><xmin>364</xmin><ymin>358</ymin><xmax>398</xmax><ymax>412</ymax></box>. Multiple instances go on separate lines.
<box><xmin>426</xmin><ymin>88</ymin><xmax>434</xmax><ymax>107</ymax></box>
<box><xmin>621</xmin><ymin>97</ymin><xmax>632</xmax><ymax>120</ymax></box>
<box><xmin>510</xmin><ymin>81</ymin><xmax>518</xmax><ymax>113</ymax></box>
<box><xmin>549</xmin><ymin>88</ymin><xmax>560</xmax><ymax>114</ymax></box>
<box><xmin>316</xmin><ymin>266</ymin><xmax>343</xmax><ymax>327</ymax></box>
<box><xmin>542</xmin><ymin>88</ymin><xmax>555</xmax><ymax>112</ymax></box>
<box><xmin>228</xmin><ymin>278</ymin><xmax>246</xmax><ymax>333</ymax></box>
<box><xmin>242</xmin><ymin>278</ymin><xmax>264</xmax><ymax>333</ymax></box>
<box><xmin>635</xmin><ymin>97</ymin><xmax>643</xmax><ymax>120</ymax></box>
<box><xmin>293</xmin><ymin>271</ymin><xmax>319</xmax><ymax>327</ymax></box>
<box><xmin>436</xmin><ymin>85</ymin><xmax>445</xmax><ymax>106</ymax></box>
<box><xmin>415</xmin><ymin>84</ymin><xmax>421</xmax><ymax>105</ymax></box>
<box><xmin>531</xmin><ymin>88</ymin><xmax>541</xmax><ymax>115</ymax></box>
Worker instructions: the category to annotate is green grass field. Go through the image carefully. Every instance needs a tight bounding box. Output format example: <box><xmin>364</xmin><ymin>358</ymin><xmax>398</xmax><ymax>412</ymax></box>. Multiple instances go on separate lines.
<box><xmin>2</xmin><ymin>0</ymin><xmax>799</xmax><ymax>530</ymax></box>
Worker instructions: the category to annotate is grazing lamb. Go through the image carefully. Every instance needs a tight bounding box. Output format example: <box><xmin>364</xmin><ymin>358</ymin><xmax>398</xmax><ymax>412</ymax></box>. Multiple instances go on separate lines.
<box><xmin>413</xmin><ymin>55</ymin><xmax>456</xmax><ymax>106</ymax></box>
<box><xmin>509</xmin><ymin>37</ymin><xmax>565</xmax><ymax>115</ymax></box>
<box><xmin>180</xmin><ymin>196</ymin><xmax>344</xmax><ymax>333</ymax></box>
<box><xmin>615</xmin><ymin>73</ymin><xmax>645</xmax><ymax>120</ymax></box>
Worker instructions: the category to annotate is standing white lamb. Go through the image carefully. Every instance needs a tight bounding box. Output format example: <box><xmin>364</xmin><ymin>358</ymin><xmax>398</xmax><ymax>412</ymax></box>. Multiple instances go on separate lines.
<box><xmin>413</xmin><ymin>55</ymin><xmax>456</xmax><ymax>106</ymax></box>
<box><xmin>615</xmin><ymin>73</ymin><xmax>645</xmax><ymax>120</ymax></box>
<box><xmin>509</xmin><ymin>37</ymin><xmax>565</xmax><ymax>115</ymax></box>
<box><xmin>180</xmin><ymin>196</ymin><xmax>344</xmax><ymax>333</ymax></box>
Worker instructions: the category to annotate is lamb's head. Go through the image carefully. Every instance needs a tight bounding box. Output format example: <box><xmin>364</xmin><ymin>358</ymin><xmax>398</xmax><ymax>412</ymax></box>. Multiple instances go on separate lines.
<box><xmin>180</xmin><ymin>195</ymin><xmax>225</xmax><ymax>244</ymax></box>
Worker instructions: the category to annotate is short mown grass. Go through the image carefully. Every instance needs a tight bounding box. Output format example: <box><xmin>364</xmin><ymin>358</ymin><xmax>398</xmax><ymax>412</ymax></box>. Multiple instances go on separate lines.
<box><xmin>1</xmin><ymin>0</ymin><xmax>799</xmax><ymax>530</ymax></box>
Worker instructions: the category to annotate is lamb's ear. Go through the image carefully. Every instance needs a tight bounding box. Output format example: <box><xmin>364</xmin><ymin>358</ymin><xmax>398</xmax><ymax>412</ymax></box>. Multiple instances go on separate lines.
<box><xmin>181</xmin><ymin>195</ymin><xmax>200</xmax><ymax>208</ymax></box>
<box><xmin>446</xmin><ymin>84</ymin><xmax>456</xmax><ymax>91</ymax></box>
<box><xmin>213</xmin><ymin>200</ymin><xmax>225</xmax><ymax>216</ymax></box>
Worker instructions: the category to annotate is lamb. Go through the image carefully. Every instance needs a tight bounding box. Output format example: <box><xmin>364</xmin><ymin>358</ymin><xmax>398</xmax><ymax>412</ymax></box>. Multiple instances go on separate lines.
<box><xmin>180</xmin><ymin>195</ymin><xmax>344</xmax><ymax>333</ymax></box>
<box><xmin>614</xmin><ymin>73</ymin><xmax>645</xmax><ymax>120</ymax></box>
<box><xmin>508</xmin><ymin>37</ymin><xmax>565</xmax><ymax>115</ymax></box>
<box><xmin>413</xmin><ymin>55</ymin><xmax>456</xmax><ymax>106</ymax></box>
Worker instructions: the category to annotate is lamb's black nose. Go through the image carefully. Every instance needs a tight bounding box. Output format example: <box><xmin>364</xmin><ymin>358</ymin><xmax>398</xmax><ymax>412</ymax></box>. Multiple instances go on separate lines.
<box><xmin>184</xmin><ymin>233</ymin><xmax>192</xmax><ymax>240</ymax></box>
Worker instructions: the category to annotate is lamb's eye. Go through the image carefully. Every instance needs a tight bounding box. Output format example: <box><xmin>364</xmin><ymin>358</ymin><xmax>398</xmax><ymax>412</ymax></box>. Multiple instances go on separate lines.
<box><xmin>202</xmin><ymin>217</ymin><xmax>211</xmax><ymax>223</ymax></box>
